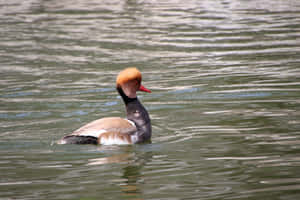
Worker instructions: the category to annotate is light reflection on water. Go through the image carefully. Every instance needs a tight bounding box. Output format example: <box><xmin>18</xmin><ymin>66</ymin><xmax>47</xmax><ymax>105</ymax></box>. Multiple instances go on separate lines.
<box><xmin>1</xmin><ymin>0</ymin><xmax>300</xmax><ymax>199</ymax></box>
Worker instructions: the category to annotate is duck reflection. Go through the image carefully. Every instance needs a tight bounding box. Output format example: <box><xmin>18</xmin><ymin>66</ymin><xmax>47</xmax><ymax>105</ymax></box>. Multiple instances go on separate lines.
<box><xmin>88</xmin><ymin>153</ymin><xmax>134</xmax><ymax>165</ymax></box>
<box><xmin>120</xmin><ymin>163</ymin><xmax>144</xmax><ymax>199</ymax></box>
<box><xmin>87</xmin><ymin>145</ymin><xmax>153</xmax><ymax>199</ymax></box>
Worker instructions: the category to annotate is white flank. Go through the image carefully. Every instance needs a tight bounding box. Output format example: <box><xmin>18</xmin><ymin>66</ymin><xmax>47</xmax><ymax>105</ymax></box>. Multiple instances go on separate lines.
<box><xmin>99</xmin><ymin>136</ymin><xmax>131</xmax><ymax>145</ymax></box>
<box><xmin>130</xmin><ymin>135</ymin><xmax>138</xmax><ymax>144</ymax></box>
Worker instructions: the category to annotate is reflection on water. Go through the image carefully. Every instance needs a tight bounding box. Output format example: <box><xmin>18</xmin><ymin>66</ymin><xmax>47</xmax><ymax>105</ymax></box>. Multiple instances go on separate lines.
<box><xmin>88</xmin><ymin>153</ymin><xmax>133</xmax><ymax>165</ymax></box>
<box><xmin>1</xmin><ymin>0</ymin><xmax>300</xmax><ymax>199</ymax></box>
<box><xmin>86</xmin><ymin>146</ymin><xmax>152</xmax><ymax>199</ymax></box>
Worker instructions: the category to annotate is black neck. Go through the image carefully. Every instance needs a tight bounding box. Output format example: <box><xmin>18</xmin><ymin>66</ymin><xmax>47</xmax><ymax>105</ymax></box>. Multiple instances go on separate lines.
<box><xmin>117</xmin><ymin>86</ymin><xmax>152</xmax><ymax>142</ymax></box>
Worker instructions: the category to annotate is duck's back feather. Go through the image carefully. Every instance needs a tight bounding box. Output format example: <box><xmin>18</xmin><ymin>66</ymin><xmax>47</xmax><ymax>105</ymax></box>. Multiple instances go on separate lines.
<box><xmin>59</xmin><ymin>117</ymin><xmax>136</xmax><ymax>145</ymax></box>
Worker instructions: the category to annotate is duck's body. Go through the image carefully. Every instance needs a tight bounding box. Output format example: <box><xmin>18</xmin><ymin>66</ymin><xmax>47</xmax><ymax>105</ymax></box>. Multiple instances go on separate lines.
<box><xmin>59</xmin><ymin>68</ymin><xmax>151</xmax><ymax>145</ymax></box>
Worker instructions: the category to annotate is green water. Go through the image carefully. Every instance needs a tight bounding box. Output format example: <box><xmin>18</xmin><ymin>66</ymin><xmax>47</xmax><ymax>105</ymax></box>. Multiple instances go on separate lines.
<box><xmin>1</xmin><ymin>0</ymin><xmax>300</xmax><ymax>199</ymax></box>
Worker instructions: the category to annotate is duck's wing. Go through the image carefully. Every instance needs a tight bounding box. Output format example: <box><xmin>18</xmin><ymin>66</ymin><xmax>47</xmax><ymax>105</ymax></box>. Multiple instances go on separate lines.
<box><xmin>71</xmin><ymin>117</ymin><xmax>136</xmax><ymax>137</ymax></box>
<box><xmin>59</xmin><ymin>117</ymin><xmax>136</xmax><ymax>144</ymax></box>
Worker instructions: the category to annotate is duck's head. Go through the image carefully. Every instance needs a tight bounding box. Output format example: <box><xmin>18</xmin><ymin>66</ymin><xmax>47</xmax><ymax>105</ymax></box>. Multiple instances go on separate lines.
<box><xmin>116</xmin><ymin>67</ymin><xmax>151</xmax><ymax>98</ymax></box>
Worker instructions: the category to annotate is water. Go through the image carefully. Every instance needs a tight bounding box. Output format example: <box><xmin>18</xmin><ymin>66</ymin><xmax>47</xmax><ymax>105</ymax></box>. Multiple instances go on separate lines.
<box><xmin>1</xmin><ymin>0</ymin><xmax>300</xmax><ymax>199</ymax></box>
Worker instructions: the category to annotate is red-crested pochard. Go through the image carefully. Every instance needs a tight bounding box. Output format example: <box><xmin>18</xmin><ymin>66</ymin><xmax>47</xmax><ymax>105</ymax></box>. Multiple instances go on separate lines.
<box><xmin>59</xmin><ymin>67</ymin><xmax>151</xmax><ymax>145</ymax></box>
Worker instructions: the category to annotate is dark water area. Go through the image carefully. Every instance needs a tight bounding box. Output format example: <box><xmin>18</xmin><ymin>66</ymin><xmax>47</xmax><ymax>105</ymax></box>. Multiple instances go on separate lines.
<box><xmin>1</xmin><ymin>0</ymin><xmax>300</xmax><ymax>199</ymax></box>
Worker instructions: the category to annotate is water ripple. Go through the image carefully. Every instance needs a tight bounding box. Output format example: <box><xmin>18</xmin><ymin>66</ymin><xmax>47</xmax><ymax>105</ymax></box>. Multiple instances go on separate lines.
<box><xmin>1</xmin><ymin>0</ymin><xmax>300</xmax><ymax>199</ymax></box>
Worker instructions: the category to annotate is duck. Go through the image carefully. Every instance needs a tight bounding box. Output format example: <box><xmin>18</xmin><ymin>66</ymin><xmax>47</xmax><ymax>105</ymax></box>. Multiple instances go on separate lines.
<box><xmin>59</xmin><ymin>67</ymin><xmax>151</xmax><ymax>145</ymax></box>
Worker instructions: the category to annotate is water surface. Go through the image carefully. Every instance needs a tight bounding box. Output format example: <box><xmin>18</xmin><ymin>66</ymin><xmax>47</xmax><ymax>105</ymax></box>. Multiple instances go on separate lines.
<box><xmin>1</xmin><ymin>0</ymin><xmax>300</xmax><ymax>199</ymax></box>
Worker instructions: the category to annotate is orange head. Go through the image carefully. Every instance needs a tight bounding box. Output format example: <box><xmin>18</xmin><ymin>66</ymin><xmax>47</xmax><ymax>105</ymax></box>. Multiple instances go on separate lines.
<box><xmin>116</xmin><ymin>68</ymin><xmax>151</xmax><ymax>95</ymax></box>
